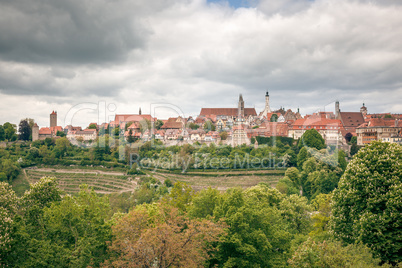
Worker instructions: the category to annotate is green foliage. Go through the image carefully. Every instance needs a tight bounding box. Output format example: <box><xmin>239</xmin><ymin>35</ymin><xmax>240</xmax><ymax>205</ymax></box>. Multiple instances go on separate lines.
<box><xmin>0</xmin><ymin>182</ymin><xmax>18</xmax><ymax>262</ymax></box>
<box><xmin>219</xmin><ymin>131</ymin><xmax>228</xmax><ymax>140</ymax></box>
<box><xmin>18</xmin><ymin>119</ymin><xmax>31</xmax><ymax>141</ymax></box>
<box><xmin>21</xmin><ymin>177</ymin><xmax>63</xmax><ymax>227</ymax></box>
<box><xmin>203</xmin><ymin>120</ymin><xmax>216</xmax><ymax>132</ymax></box>
<box><xmin>270</xmin><ymin>113</ymin><xmax>278</xmax><ymax>122</ymax></box>
<box><xmin>350</xmin><ymin>136</ymin><xmax>357</xmax><ymax>144</ymax></box>
<box><xmin>330</xmin><ymin>141</ymin><xmax>402</xmax><ymax>264</ymax></box>
<box><xmin>298</xmin><ymin>129</ymin><xmax>326</xmax><ymax>150</ymax></box>
<box><xmin>155</xmin><ymin>119</ymin><xmax>164</xmax><ymax>130</ymax></box>
<box><xmin>3</xmin><ymin>122</ymin><xmax>17</xmax><ymax>141</ymax></box>
<box><xmin>300</xmin><ymin>156</ymin><xmax>342</xmax><ymax>200</ymax></box>
<box><xmin>164</xmin><ymin>179</ymin><xmax>173</xmax><ymax>187</ymax></box>
<box><xmin>127</xmin><ymin>128</ymin><xmax>135</xmax><ymax>143</ymax></box>
<box><xmin>55</xmin><ymin>137</ymin><xmax>71</xmax><ymax>158</ymax></box>
<box><xmin>88</xmin><ymin>123</ymin><xmax>97</xmax><ymax>129</ymax></box>
<box><xmin>188</xmin><ymin>187</ymin><xmax>220</xmax><ymax>219</ymax></box>
<box><xmin>288</xmin><ymin>238</ymin><xmax>384</xmax><ymax>268</ymax></box>
<box><xmin>309</xmin><ymin>193</ymin><xmax>332</xmax><ymax>240</ymax></box>
<box><xmin>209</xmin><ymin>185</ymin><xmax>311</xmax><ymax>267</ymax></box>
<box><xmin>188</xmin><ymin>122</ymin><xmax>199</xmax><ymax>130</ymax></box>
<box><xmin>0</xmin><ymin>158</ymin><xmax>21</xmax><ymax>183</ymax></box>
<box><xmin>256</xmin><ymin>136</ymin><xmax>294</xmax><ymax>146</ymax></box>
<box><xmin>0</xmin><ymin>125</ymin><xmax>5</xmax><ymax>141</ymax></box>
<box><xmin>276</xmin><ymin>177</ymin><xmax>299</xmax><ymax>195</ymax></box>
<box><xmin>40</xmin><ymin>185</ymin><xmax>112</xmax><ymax>267</ymax></box>
<box><xmin>165</xmin><ymin>181</ymin><xmax>194</xmax><ymax>212</ymax></box>
<box><xmin>56</xmin><ymin>130</ymin><xmax>65</xmax><ymax>137</ymax></box>
<box><xmin>297</xmin><ymin>147</ymin><xmax>309</xmax><ymax>169</ymax></box>
<box><xmin>350</xmin><ymin>142</ymin><xmax>360</xmax><ymax>156</ymax></box>
<box><xmin>337</xmin><ymin>149</ymin><xmax>347</xmax><ymax>171</ymax></box>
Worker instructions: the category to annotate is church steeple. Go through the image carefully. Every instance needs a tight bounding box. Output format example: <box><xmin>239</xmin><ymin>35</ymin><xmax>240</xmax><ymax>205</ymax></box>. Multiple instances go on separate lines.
<box><xmin>238</xmin><ymin>94</ymin><xmax>244</xmax><ymax>118</ymax></box>
<box><xmin>139</xmin><ymin>107</ymin><xmax>142</xmax><ymax>115</ymax></box>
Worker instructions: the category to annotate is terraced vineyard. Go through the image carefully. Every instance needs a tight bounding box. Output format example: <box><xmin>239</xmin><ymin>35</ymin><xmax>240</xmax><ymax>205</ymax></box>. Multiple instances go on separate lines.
<box><xmin>23</xmin><ymin>167</ymin><xmax>285</xmax><ymax>194</ymax></box>
<box><xmin>25</xmin><ymin>168</ymin><xmax>138</xmax><ymax>194</ymax></box>
<box><xmin>149</xmin><ymin>169</ymin><xmax>285</xmax><ymax>191</ymax></box>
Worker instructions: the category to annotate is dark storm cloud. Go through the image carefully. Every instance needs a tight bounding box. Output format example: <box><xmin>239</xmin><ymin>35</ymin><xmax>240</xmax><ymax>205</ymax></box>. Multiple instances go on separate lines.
<box><xmin>0</xmin><ymin>0</ymin><xmax>169</xmax><ymax>64</ymax></box>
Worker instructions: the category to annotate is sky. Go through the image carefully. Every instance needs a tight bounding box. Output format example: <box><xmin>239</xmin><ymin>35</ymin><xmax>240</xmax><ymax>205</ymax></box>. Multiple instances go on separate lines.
<box><xmin>0</xmin><ymin>0</ymin><xmax>402</xmax><ymax>128</ymax></box>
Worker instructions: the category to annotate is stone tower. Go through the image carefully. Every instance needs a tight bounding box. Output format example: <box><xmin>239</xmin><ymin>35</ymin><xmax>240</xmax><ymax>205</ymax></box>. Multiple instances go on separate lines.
<box><xmin>32</xmin><ymin>123</ymin><xmax>39</xmax><ymax>141</ymax></box>
<box><xmin>335</xmin><ymin>101</ymin><xmax>340</xmax><ymax>119</ymax></box>
<box><xmin>50</xmin><ymin>111</ymin><xmax>57</xmax><ymax>128</ymax></box>
<box><xmin>139</xmin><ymin>107</ymin><xmax>142</xmax><ymax>115</ymax></box>
<box><xmin>265</xmin><ymin>91</ymin><xmax>271</xmax><ymax>114</ymax></box>
<box><xmin>360</xmin><ymin>103</ymin><xmax>367</xmax><ymax>117</ymax></box>
<box><xmin>238</xmin><ymin>94</ymin><xmax>244</xmax><ymax>118</ymax></box>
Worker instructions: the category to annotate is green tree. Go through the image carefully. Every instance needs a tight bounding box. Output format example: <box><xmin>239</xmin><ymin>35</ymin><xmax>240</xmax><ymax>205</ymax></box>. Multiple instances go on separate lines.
<box><xmin>330</xmin><ymin>141</ymin><xmax>402</xmax><ymax>264</ymax></box>
<box><xmin>350</xmin><ymin>142</ymin><xmax>360</xmax><ymax>156</ymax></box>
<box><xmin>0</xmin><ymin>182</ymin><xmax>18</xmax><ymax>264</ymax></box>
<box><xmin>155</xmin><ymin>119</ymin><xmax>164</xmax><ymax>130</ymax></box>
<box><xmin>297</xmin><ymin>147</ymin><xmax>309</xmax><ymax>169</ymax></box>
<box><xmin>219</xmin><ymin>131</ymin><xmax>228</xmax><ymax>140</ymax></box>
<box><xmin>188</xmin><ymin>122</ymin><xmax>199</xmax><ymax>130</ymax></box>
<box><xmin>55</xmin><ymin>137</ymin><xmax>70</xmax><ymax>158</ymax></box>
<box><xmin>56</xmin><ymin>130</ymin><xmax>65</xmax><ymax>137</ymax></box>
<box><xmin>309</xmin><ymin>193</ymin><xmax>332</xmax><ymax>240</ymax></box>
<box><xmin>0</xmin><ymin>159</ymin><xmax>21</xmax><ymax>183</ymax></box>
<box><xmin>337</xmin><ymin>149</ymin><xmax>347</xmax><ymax>171</ymax></box>
<box><xmin>0</xmin><ymin>125</ymin><xmax>5</xmax><ymax>141</ymax></box>
<box><xmin>18</xmin><ymin>119</ymin><xmax>31</xmax><ymax>141</ymax></box>
<box><xmin>288</xmin><ymin>238</ymin><xmax>384</xmax><ymax>268</ymax></box>
<box><xmin>165</xmin><ymin>182</ymin><xmax>194</xmax><ymax>212</ymax></box>
<box><xmin>211</xmin><ymin>185</ymin><xmax>294</xmax><ymax>267</ymax></box>
<box><xmin>188</xmin><ymin>187</ymin><xmax>220</xmax><ymax>219</ymax></box>
<box><xmin>88</xmin><ymin>123</ymin><xmax>97</xmax><ymax>129</ymax></box>
<box><xmin>203</xmin><ymin>120</ymin><xmax>215</xmax><ymax>132</ymax></box>
<box><xmin>41</xmin><ymin>185</ymin><xmax>112</xmax><ymax>267</ymax></box>
<box><xmin>21</xmin><ymin>177</ymin><xmax>63</xmax><ymax>228</ymax></box>
<box><xmin>3</xmin><ymin>122</ymin><xmax>17</xmax><ymax>141</ymax></box>
<box><xmin>298</xmin><ymin>129</ymin><xmax>326</xmax><ymax>150</ymax></box>
<box><xmin>127</xmin><ymin>128</ymin><xmax>135</xmax><ymax>143</ymax></box>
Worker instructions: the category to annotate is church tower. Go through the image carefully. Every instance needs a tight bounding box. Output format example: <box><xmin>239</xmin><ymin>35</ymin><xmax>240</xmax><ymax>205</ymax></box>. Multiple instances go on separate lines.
<box><xmin>238</xmin><ymin>94</ymin><xmax>244</xmax><ymax>118</ymax></box>
<box><xmin>360</xmin><ymin>103</ymin><xmax>367</xmax><ymax>117</ymax></box>
<box><xmin>265</xmin><ymin>91</ymin><xmax>271</xmax><ymax>114</ymax></box>
<box><xmin>335</xmin><ymin>101</ymin><xmax>340</xmax><ymax>119</ymax></box>
<box><xmin>139</xmin><ymin>107</ymin><xmax>142</xmax><ymax>115</ymax></box>
<box><xmin>50</xmin><ymin>111</ymin><xmax>57</xmax><ymax>128</ymax></box>
<box><xmin>260</xmin><ymin>91</ymin><xmax>272</xmax><ymax>119</ymax></box>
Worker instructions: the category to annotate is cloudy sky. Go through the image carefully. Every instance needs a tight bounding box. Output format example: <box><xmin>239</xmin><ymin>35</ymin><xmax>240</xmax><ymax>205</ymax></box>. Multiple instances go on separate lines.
<box><xmin>1</xmin><ymin>0</ymin><xmax>401</xmax><ymax>128</ymax></box>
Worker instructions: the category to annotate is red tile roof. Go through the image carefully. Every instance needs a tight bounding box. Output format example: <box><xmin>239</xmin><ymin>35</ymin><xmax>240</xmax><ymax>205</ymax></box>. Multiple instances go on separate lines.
<box><xmin>114</xmin><ymin>114</ymin><xmax>154</xmax><ymax>123</ymax></box>
<box><xmin>161</xmin><ymin>117</ymin><xmax>185</xmax><ymax>129</ymax></box>
<box><xmin>39</xmin><ymin>128</ymin><xmax>52</xmax><ymax>135</ymax></box>
<box><xmin>291</xmin><ymin>118</ymin><xmax>342</xmax><ymax>130</ymax></box>
<box><xmin>199</xmin><ymin>108</ymin><xmax>257</xmax><ymax>117</ymax></box>
<box><xmin>339</xmin><ymin>112</ymin><xmax>365</xmax><ymax>129</ymax></box>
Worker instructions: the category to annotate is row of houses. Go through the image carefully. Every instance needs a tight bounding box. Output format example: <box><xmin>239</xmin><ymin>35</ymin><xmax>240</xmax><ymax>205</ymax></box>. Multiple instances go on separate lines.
<box><xmin>34</xmin><ymin>96</ymin><xmax>402</xmax><ymax>147</ymax></box>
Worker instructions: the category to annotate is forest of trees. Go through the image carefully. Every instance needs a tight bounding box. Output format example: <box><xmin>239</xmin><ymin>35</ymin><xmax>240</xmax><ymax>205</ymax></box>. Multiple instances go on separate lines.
<box><xmin>0</xmin><ymin>126</ymin><xmax>400</xmax><ymax>267</ymax></box>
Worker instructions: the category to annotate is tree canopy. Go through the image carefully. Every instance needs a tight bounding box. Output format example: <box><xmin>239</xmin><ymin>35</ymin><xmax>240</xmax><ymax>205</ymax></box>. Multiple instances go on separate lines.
<box><xmin>330</xmin><ymin>141</ymin><xmax>402</xmax><ymax>264</ymax></box>
<box><xmin>298</xmin><ymin>129</ymin><xmax>326</xmax><ymax>150</ymax></box>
